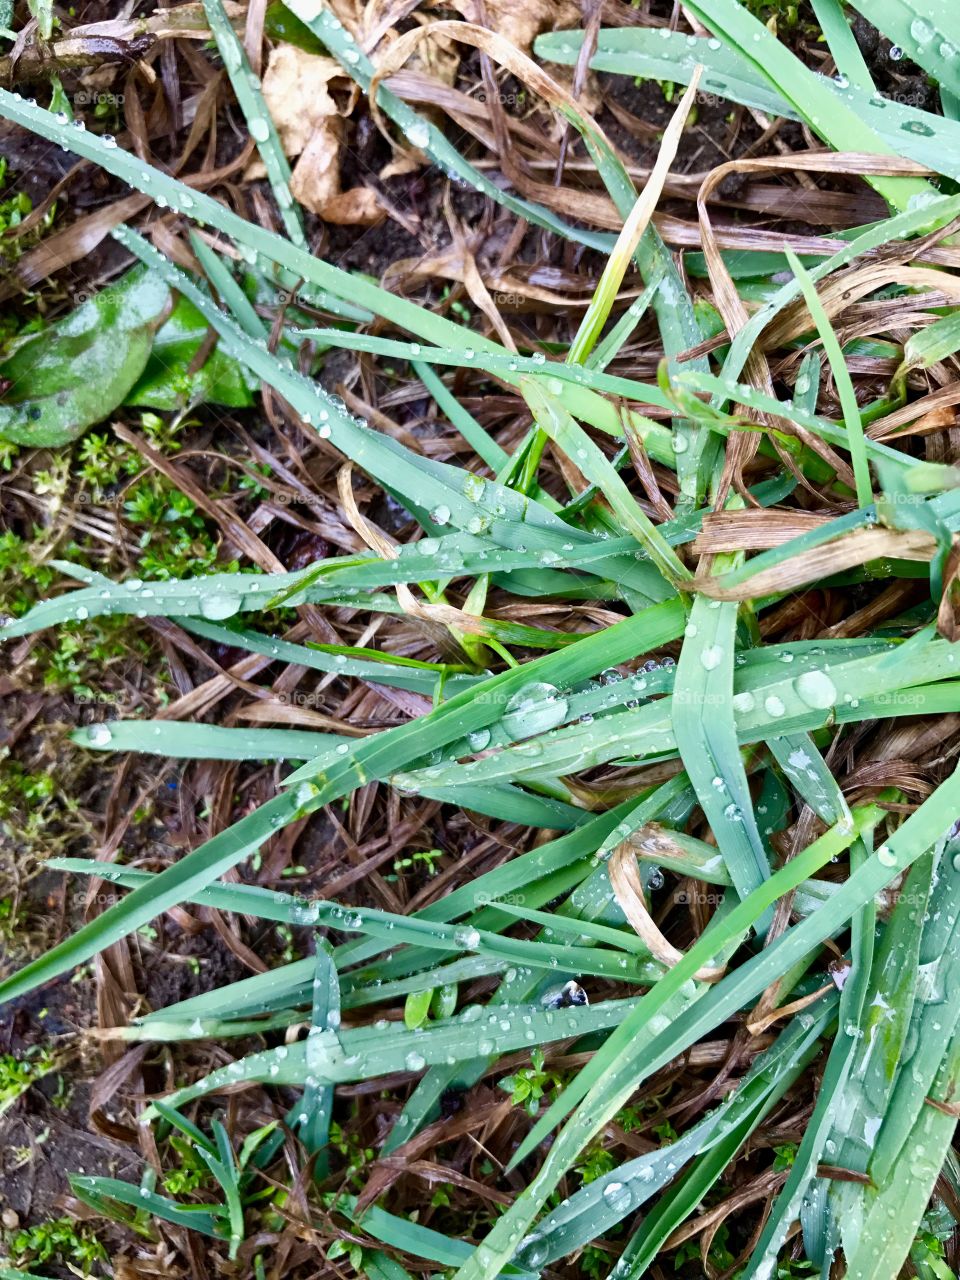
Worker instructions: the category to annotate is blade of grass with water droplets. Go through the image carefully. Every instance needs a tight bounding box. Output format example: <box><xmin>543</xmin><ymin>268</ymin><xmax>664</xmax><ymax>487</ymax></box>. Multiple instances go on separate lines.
<box><xmin>672</xmin><ymin>581</ymin><xmax>770</xmax><ymax>902</ymax></box>
<box><xmin>200</xmin><ymin>0</ymin><xmax>305</xmax><ymax>247</ymax></box>
<box><xmin>519</xmin><ymin>377</ymin><xmax>690</xmax><ymax>586</ymax></box>
<box><xmin>69</xmin><ymin>1176</ymin><xmax>226</xmax><ymax>1239</ymax></box>
<box><xmin>140</xmin><ymin>994</ymin><xmax>645</xmax><ymax>1117</ymax></box>
<box><xmin>450</xmin><ymin>804</ymin><xmax>884</xmax><ymax>1280</ymax></box>
<box><xmin>613</xmin><ymin>991</ymin><xmax>837</xmax><ymax>1277</ymax></box>
<box><xmin>294</xmin><ymin>329</ymin><xmax>674</xmax><ymax>427</ymax></box>
<box><xmin>182</xmin><ymin>619</ymin><xmax>478</xmax><ymax>693</ymax></box>
<box><xmin>295</xmin><ymin>938</ymin><xmax>339</xmax><ymax>1174</ymax></box>
<box><xmin>72</xmin><ymin>721</ymin><xmax>344</xmax><ymax>760</ymax></box>
<box><xmin>2</xmin><ymin>528</ymin><xmax>675</xmax><ymax>637</ymax></box>
<box><xmin>536</xmin><ymin>24</ymin><xmax>955</xmax><ymax>187</ymax></box>
<box><xmin>786</xmin><ymin>247</ymin><xmax>871</xmax><ymax>506</ymax></box>
<box><xmin>846</xmin><ymin>0</ymin><xmax>960</xmax><ymax>98</ymax></box>
<box><xmin>393</xmin><ymin>637</ymin><xmax>960</xmax><ymax>794</ymax></box>
<box><xmin>0</xmin><ymin>789</ymin><xmax>301</xmax><ymax>1005</ymax></box>
<box><xmin>280</xmin><ymin>599</ymin><xmax>687</xmax><ymax>789</ymax></box>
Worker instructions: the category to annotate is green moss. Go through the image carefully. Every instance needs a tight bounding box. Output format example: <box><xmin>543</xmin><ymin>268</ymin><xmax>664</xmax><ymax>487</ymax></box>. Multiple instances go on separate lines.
<box><xmin>4</xmin><ymin>1216</ymin><xmax>106</xmax><ymax>1275</ymax></box>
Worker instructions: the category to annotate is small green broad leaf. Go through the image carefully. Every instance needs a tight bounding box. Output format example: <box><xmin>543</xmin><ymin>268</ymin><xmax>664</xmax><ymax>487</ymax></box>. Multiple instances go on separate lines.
<box><xmin>126</xmin><ymin>295</ymin><xmax>256</xmax><ymax>411</ymax></box>
<box><xmin>0</xmin><ymin>267</ymin><xmax>171</xmax><ymax>447</ymax></box>
<box><xmin>404</xmin><ymin>988</ymin><xmax>434</xmax><ymax>1030</ymax></box>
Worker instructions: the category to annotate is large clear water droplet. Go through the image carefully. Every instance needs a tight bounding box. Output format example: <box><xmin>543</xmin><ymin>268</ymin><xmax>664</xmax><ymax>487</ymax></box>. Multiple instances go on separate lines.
<box><xmin>200</xmin><ymin>593</ymin><xmax>242</xmax><ymax>620</ymax></box>
<box><xmin>502</xmin><ymin>682</ymin><xmax>568</xmax><ymax>738</ymax></box>
<box><xmin>794</xmin><ymin>669</ymin><xmax>836</xmax><ymax>710</ymax></box>
<box><xmin>602</xmin><ymin>1180</ymin><xmax>631</xmax><ymax>1213</ymax></box>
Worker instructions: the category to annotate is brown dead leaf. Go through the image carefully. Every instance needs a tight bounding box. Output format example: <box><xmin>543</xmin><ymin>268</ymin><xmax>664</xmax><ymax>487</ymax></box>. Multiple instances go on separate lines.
<box><xmin>289</xmin><ymin>122</ymin><xmax>342</xmax><ymax>211</ymax></box>
<box><xmin>256</xmin><ymin>44</ymin><xmax>343</xmax><ymax>161</ymax></box>
<box><xmin>444</xmin><ymin>0</ymin><xmax>579</xmax><ymax>54</ymax></box>
<box><xmin>321</xmin><ymin>186</ymin><xmax>386</xmax><ymax>225</ymax></box>
<box><xmin>692</xmin><ymin>509</ymin><xmax>836</xmax><ymax>555</ymax></box>
<box><xmin>408</xmin><ymin>12</ymin><xmax>461</xmax><ymax>84</ymax></box>
<box><xmin>255</xmin><ymin>44</ymin><xmax>382</xmax><ymax>222</ymax></box>
<box><xmin>608</xmin><ymin>843</ymin><xmax>726</xmax><ymax>982</ymax></box>
<box><xmin>692</xmin><ymin>526</ymin><xmax>939</xmax><ymax>601</ymax></box>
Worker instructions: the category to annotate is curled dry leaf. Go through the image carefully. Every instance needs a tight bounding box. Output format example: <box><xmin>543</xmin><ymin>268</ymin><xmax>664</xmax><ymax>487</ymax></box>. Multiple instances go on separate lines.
<box><xmin>255</xmin><ymin>44</ymin><xmax>342</xmax><ymax>165</ymax></box>
<box><xmin>444</xmin><ymin>0</ymin><xmax>580</xmax><ymax>55</ymax></box>
<box><xmin>692</xmin><ymin>526</ymin><xmax>939</xmax><ymax>601</ymax></box>
<box><xmin>316</xmin><ymin>185</ymin><xmax>386</xmax><ymax>226</ymax></box>
<box><xmin>255</xmin><ymin>44</ymin><xmax>383</xmax><ymax>221</ymax></box>
<box><xmin>608</xmin><ymin>843</ymin><xmax>726</xmax><ymax>982</ymax></box>
<box><xmin>289</xmin><ymin>122</ymin><xmax>342</xmax><ymax>212</ymax></box>
<box><xmin>408</xmin><ymin>13</ymin><xmax>461</xmax><ymax>85</ymax></box>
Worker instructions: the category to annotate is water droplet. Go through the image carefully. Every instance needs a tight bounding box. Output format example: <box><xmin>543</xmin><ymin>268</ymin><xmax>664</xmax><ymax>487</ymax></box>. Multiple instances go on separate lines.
<box><xmin>406</xmin><ymin>120</ymin><xmax>430</xmax><ymax>148</ymax></box>
<box><xmin>910</xmin><ymin>17</ymin><xmax>936</xmax><ymax>44</ymax></box>
<box><xmin>88</xmin><ymin>724</ymin><xmax>113</xmax><ymax>747</ymax></box>
<box><xmin>901</xmin><ymin>119</ymin><xmax>936</xmax><ymax>136</ymax></box>
<box><xmin>502</xmin><ymin>681</ymin><xmax>568</xmax><ymax>738</ymax></box>
<box><xmin>700</xmin><ymin>644</ymin><xmax>723</xmax><ymax>671</ymax></box>
<box><xmin>294</xmin><ymin>782</ymin><xmax>317</xmax><ymax>808</ymax></box>
<box><xmin>405</xmin><ymin>1050</ymin><xmax>426</xmax><ymax>1071</ymax></box>
<box><xmin>602</xmin><ymin>1180</ymin><xmax>631</xmax><ymax>1213</ymax></box>
<box><xmin>794</xmin><ymin>669</ymin><xmax>837</xmax><ymax>710</ymax></box>
<box><xmin>519</xmin><ymin>1234</ymin><xmax>548</xmax><ymax>1267</ymax></box>
<box><xmin>764</xmin><ymin>695</ymin><xmax>785</xmax><ymax>717</ymax></box>
<box><xmin>467</xmin><ymin>727</ymin><xmax>491</xmax><ymax>751</ymax></box>
<box><xmin>453</xmin><ymin>926</ymin><xmax>481</xmax><ymax>949</ymax></box>
<box><xmin>200</xmin><ymin>593</ymin><xmax>242</xmax><ymax>621</ymax></box>
<box><xmin>877</xmin><ymin>844</ymin><xmax>897</xmax><ymax>867</ymax></box>
<box><xmin>431</xmin><ymin>504</ymin><xmax>451</xmax><ymax>526</ymax></box>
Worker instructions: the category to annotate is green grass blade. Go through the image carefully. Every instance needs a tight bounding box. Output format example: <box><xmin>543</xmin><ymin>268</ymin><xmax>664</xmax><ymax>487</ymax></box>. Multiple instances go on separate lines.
<box><xmin>786</xmin><ymin>247</ymin><xmax>872</xmax><ymax>506</ymax></box>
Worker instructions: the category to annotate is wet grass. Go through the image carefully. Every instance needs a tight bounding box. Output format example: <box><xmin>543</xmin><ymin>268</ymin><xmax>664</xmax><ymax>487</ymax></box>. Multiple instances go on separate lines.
<box><xmin>2</xmin><ymin>0</ymin><xmax>960</xmax><ymax>1277</ymax></box>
